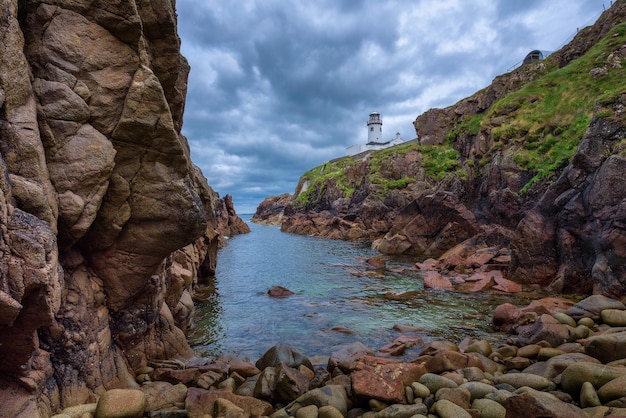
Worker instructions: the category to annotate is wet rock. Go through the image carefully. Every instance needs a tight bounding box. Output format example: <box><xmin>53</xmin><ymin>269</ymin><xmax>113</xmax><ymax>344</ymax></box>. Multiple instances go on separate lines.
<box><xmin>366</xmin><ymin>255</ymin><xmax>387</xmax><ymax>269</ymax></box>
<box><xmin>268</xmin><ymin>286</ymin><xmax>295</xmax><ymax>297</ymax></box>
<box><xmin>256</xmin><ymin>345</ymin><xmax>314</xmax><ymax>371</ymax></box>
<box><xmin>328</xmin><ymin>342</ymin><xmax>375</xmax><ymax>373</ymax></box>
<box><xmin>217</xmin><ymin>354</ymin><xmax>262</xmax><ymax>377</ymax></box>
<box><xmin>463</xmin><ymin>339</ymin><xmax>493</xmax><ymax>357</ymax></box>
<box><xmin>95</xmin><ymin>389</ymin><xmax>146</xmax><ymax>418</ymax></box>
<box><xmin>491</xmin><ymin>303</ymin><xmax>521</xmax><ymax>332</ymax></box>
<box><xmin>274</xmin><ymin>363</ymin><xmax>311</xmax><ymax>404</ymax></box>
<box><xmin>422</xmin><ymin>271</ymin><xmax>454</xmax><ymax>290</ymax></box>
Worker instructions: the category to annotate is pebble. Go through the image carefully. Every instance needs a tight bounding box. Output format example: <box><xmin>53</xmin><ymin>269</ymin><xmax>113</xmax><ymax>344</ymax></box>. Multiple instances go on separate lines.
<box><xmin>52</xmin><ymin>294</ymin><xmax>626</xmax><ymax>418</ymax></box>
<box><xmin>418</xmin><ymin>373</ymin><xmax>458</xmax><ymax>393</ymax></box>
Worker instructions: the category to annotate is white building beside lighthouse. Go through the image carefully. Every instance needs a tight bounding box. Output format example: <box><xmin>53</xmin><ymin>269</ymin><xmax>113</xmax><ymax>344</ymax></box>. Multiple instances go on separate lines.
<box><xmin>346</xmin><ymin>112</ymin><xmax>404</xmax><ymax>156</ymax></box>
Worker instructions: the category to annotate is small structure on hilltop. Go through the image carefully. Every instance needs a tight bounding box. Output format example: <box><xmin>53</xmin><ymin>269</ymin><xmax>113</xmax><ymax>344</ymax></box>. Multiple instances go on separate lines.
<box><xmin>346</xmin><ymin>112</ymin><xmax>404</xmax><ymax>156</ymax></box>
<box><xmin>522</xmin><ymin>49</ymin><xmax>552</xmax><ymax>65</ymax></box>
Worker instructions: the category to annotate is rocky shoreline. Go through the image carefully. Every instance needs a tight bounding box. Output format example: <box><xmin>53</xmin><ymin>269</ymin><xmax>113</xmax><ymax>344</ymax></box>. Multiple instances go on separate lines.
<box><xmin>50</xmin><ymin>294</ymin><xmax>626</xmax><ymax>418</ymax></box>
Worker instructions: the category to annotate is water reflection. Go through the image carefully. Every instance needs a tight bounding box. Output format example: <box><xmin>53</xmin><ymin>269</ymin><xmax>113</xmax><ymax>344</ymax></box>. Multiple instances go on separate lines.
<box><xmin>189</xmin><ymin>218</ymin><xmax>550</xmax><ymax>361</ymax></box>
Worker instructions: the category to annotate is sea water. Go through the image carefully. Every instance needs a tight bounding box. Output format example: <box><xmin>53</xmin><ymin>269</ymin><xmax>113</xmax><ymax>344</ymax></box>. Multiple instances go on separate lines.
<box><xmin>189</xmin><ymin>215</ymin><xmax>541</xmax><ymax>362</ymax></box>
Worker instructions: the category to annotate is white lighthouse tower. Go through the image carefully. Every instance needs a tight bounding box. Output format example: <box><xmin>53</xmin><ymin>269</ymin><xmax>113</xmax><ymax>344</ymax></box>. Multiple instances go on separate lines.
<box><xmin>367</xmin><ymin>112</ymin><xmax>382</xmax><ymax>143</ymax></box>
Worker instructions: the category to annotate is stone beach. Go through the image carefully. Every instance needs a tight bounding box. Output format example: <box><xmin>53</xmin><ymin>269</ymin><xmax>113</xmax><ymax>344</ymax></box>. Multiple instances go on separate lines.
<box><xmin>51</xmin><ymin>294</ymin><xmax>626</xmax><ymax>418</ymax></box>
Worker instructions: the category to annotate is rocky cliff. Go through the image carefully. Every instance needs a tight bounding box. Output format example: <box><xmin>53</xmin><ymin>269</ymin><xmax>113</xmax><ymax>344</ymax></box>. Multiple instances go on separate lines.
<box><xmin>0</xmin><ymin>1</ymin><xmax>248</xmax><ymax>416</ymax></box>
<box><xmin>253</xmin><ymin>2</ymin><xmax>626</xmax><ymax>296</ymax></box>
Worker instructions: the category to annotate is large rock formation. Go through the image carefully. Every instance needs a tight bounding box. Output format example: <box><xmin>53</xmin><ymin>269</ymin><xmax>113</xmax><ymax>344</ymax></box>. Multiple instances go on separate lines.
<box><xmin>253</xmin><ymin>1</ymin><xmax>626</xmax><ymax>298</ymax></box>
<box><xmin>0</xmin><ymin>1</ymin><xmax>247</xmax><ymax>416</ymax></box>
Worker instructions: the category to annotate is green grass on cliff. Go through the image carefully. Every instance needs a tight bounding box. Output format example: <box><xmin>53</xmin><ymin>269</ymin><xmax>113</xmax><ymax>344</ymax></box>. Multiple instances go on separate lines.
<box><xmin>294</xmin><ymin>141</ymin><xmax>461</xmax><ymax>206</ymax></box>
<box><xmin>486</xmin><ymin>23</ymin><xmax>626</xmax><ymax>191</ymax></box>
<box><xmin>294</xmin><ymin>23</ymin><xmax>626</xmax><ymax>207</ymax></box>
<box><xmin>294</xmin><ymin>158</ymin><xmax>358</xmax><ymax>207</ymax></box>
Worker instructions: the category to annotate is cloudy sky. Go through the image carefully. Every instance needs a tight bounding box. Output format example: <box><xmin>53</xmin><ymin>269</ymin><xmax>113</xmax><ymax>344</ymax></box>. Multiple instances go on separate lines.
<box><xmin>176</xmin><ymin>0</ymin><xmax>604</xmax><ymax>214</ymax></box>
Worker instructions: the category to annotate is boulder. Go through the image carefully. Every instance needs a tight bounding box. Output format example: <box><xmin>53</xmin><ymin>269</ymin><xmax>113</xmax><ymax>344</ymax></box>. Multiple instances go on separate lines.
<box><xmin>523</xmin><ymin>352</ymin><xmax>600</xmax><ymax>380</ymax></box>
<box><xmin>432</xmin><ymin>398</ymin><xmax>472</xmax><ymax>418</ymax></box>
<box><xmin>328</xmin><ymin>342</ymin><xmax>375</xmax><ymax>373</ymax></box>
<box><xmin>601</xmin><ymin>309</ymin><xmax>626</xmax><ymax>327</ymax></box>
<box><xmin>185</xmin><ymin>388</ymin><xmax>273</xmax><ymax>418</ymax></box>
<box><xmin>256</xmin><ymin>345</ymin><xmax>314</xmax><ymax>371</ymax></box>
<box><xmin>373</xmin><ymin>192</ymin><xmax>479</xmax><ymax>257</ymax></box>
<box><xmin>564</xmin><ymin>295</ymin><xmax>626</xmax><ymax>321</ymax></box>
<box><xmin>504</xmin><ymin>391</ymin><xmax>587</xmax><ymax>418</ymax></box>
<box><xmin>268</xmin><ymin>286</ymin><xmax>295</xmax><ymax>297</ymax></box>
<box><xmin>597</xmin><ymin>375</ymin><xmax>626</xmax><ymax>403</ymax></box>
<box><xmin>434</xmin><ymin>387</ymin><xmax>471</xmax><ymax>409</ymax></box>
<box><xmin>515</xmin><ymin>314</ymin><xmax>584</xmax><ymax>347</ymax></box>
<box><xmin>376</xmin><ymin>403</ymin><xmax>428</xmax><ymax>418</ymax></box>
<box><xmin>580</xmin><ymin>381</ymin><xmax>602</xmax><ymax>408</ymax></box>
<box><xmin>95</xmin><ymin>389</ymin><xmax>145</xmax><ymax>418</ymax></box>
<box><xmin>459</xmin><ymin>382</ymin><xmax>497</xmax><ymax>401</ymax></box>
<box><xmin>271</xmin><ymin>385</ymin><xmax>348</xmax><ymax>418</ymax></box>
<box><xmin>585</xmin><ymin>329</ymin><xmax>626</xmax><ymax>363</ymax></box>
<box><xmin>214</xmin><ymin>398</ymin><xmax>247</xmax><ymax>418</ymax></box>
<box><xmin>141</xmin><ymin>381</ymin><xmax>188</xmax><ymax>412</ymax></box>
<box><xmin>561</xmin><ymin>362</ymin><xmax>626</xmax><ymax>396</ymax></box>
<box><xmin>422</xmin><ymin>271</ymin><xmax>454</xmax><ymax>290</ymax></box>
<box><xmin>471</xmin><ymin>398</ymin><xmax>506</xmax><ymax>418</ymax></box>
<box><xmin>493</xmin><ymin>373</ymin><xmax>554</xmax><ymax>391</ymax></box>
<box><xmin>418</xmin><ymin>373</ymin><xmax>458</xmax><ymax>394</ymax></box>
<box><xmin>351</xmin><ymin>357</ymin><xmax>426</xmax><ymax>403</ymax></box>
<box><xmin>273</xmin><ymin>363</ymin><xmax>311</xmax><ymax>404</ymax></box>
<box><xmin>424</xmin><ymin>350</ymin><xmax>482</xmax><ymax>373</ymax></box>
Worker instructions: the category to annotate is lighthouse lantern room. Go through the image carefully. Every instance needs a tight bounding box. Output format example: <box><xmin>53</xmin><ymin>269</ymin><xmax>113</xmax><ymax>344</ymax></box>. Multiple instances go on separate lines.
<box><xmin>367</xmin><ymin>112</ymin><xmax>382</xmax><ymax>143</ymax></box>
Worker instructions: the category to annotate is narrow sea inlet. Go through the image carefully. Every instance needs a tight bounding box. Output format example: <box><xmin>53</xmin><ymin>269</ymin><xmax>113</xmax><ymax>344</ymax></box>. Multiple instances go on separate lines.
<box><xmin>190</xmin><ymin>216</ymin><xmax>541</xmax><ymax>361</ymax></box>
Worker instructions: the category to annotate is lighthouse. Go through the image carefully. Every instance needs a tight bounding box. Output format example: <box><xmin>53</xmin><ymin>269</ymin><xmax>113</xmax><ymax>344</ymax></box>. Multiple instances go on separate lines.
<box><xmin>367</xmin><ymin>112</ymin><xmax>382</xmax><ymax>143</ymax></box>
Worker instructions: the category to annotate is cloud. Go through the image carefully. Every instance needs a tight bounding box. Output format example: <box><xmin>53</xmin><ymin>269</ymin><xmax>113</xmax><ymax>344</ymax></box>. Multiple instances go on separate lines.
<box><xmin>177</xmin><ymin>0</ymin><xmax>604</xmax><ymax>213</ymax></box>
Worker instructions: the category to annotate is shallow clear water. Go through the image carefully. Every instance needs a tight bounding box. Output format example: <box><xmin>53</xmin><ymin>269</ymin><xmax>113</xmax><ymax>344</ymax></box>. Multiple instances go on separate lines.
<box><xmin>189</xmin><ymin>216</ymin><xmax>542</xmax><ymax>362</ymax></box>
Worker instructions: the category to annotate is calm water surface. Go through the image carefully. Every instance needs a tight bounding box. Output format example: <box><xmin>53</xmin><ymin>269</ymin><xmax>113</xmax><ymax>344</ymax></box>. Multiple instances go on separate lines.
<box><xmin>189</xmin><ymin>216</ymin><xmax>542</xmax><ymax>361</ymax></box>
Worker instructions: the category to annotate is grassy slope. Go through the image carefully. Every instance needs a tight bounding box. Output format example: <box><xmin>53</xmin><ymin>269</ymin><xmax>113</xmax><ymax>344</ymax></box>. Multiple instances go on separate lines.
<box><xmin>295</xmin><ymin>23</ymin><xmax>626</xmax><ymax>207</ymax></box>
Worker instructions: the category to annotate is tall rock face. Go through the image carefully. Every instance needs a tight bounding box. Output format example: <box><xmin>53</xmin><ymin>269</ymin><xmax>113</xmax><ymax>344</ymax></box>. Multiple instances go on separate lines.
<box><xmin>0</xmin><ymin>1</ymin><xmax>247</xmax><ymax>416</ymax></box>
<box><xmin>509</xmin><ymin>115</ymin><xmax>626</xmax><ymax>295</ymax></box>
